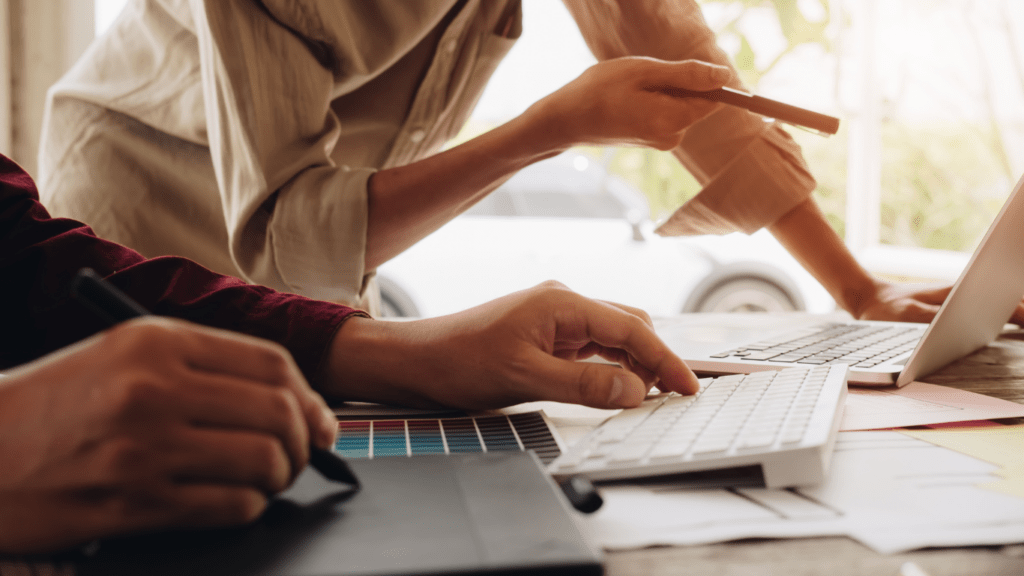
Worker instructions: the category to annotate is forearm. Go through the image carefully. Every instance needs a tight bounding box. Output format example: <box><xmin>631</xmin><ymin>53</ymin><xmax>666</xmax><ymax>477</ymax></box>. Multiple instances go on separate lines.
<box><xmin>317</xmin><ymin>317</ymin><xmax>439</xmax><ymax>407</ymax></box>
<box><xmin>365</xmin><ymin>112</ymin><xmax>567</xmax><ymax>269</ymax></box>
<box><xmin>767</xmin><ymin>198</ymin><xmax>880</xmax><ymax>317</ymax></box>
<box><xmin>364</xmin><ymin>57</ymin><xmax>730</xmax><ymax>270</ymax></box>
<box><xmin>562</xmin><ymin>0</ymin><xmax>729</xmax><ymax>65</ymax></box>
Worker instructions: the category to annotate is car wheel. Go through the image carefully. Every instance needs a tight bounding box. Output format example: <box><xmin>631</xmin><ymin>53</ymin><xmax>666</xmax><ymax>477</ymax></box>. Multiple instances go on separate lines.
<box><xmin>377</xmin><ymin>275</ymin><xmax>421</xmax><ymax>318</ymax></box>
<box><xmin>682</xmin><ymin>262</ymin><xmax>806</xmax><ymax>313</ymax></box>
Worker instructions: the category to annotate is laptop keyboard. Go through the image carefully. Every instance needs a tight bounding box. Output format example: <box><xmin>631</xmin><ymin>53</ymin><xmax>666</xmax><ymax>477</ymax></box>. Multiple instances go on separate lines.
<box><xmin>548</xmin><ymin>365</ymin><xmax>847</xmax><ymax>488</ymax></box>
<box><xmin>710</xmin><ymin>323</ymin><xmax>923</xmax><ymax>368</ymax></box>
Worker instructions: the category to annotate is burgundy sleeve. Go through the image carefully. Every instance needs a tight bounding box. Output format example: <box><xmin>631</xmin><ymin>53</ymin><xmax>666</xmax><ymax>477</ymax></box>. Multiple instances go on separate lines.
<box><xmin>0</xmin><ymin>155</ymin><xmax>366</xmax><ymax>379</ymax></box>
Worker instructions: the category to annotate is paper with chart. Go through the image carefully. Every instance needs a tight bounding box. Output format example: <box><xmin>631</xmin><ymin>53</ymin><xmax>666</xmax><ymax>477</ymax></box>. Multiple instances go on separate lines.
<box><xmin>588</xmin><ymin>431</ymin><xmax>1024</xmax><ymax>553</ymax></box>
<box><xmin>841</xmin><ymin>381</ymin><xmax>1024</xmax><ymax>430</ymax></box>
<box><xmin>903</xmin><ymin>423</ymin><xmax>1024</xmax><ymax>499</ymax></box>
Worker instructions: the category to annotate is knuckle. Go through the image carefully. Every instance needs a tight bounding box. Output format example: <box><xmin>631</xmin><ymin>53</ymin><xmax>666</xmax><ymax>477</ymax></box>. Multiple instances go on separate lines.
<box><xmin>629</xmin><ymin>311</ymin><xmax>652</xmax><ymax>330</ymax></box>
<box><xmin>249</xmin><ymin>436</ymin><xmax>290</xmax><ymax>487</ymax></box>
<box><xmin>221</xmin><ymin>489</ymin><xmax>268</xmax><ymax>524</ymax></box>
<box><xmin>617</xmin><ymin>312</ymin><xmax>643</xmax><ymax>334</ymax></box>
<box><xmin>110</xmin><ymin>375</ymin><xmax>167</xmax><ymax>414</ymax></box>
<box><xmin>636</xmin><ymin>309</ymin><xmax>653</xmax><ymax>325</ymax></box>
<box><xmin>111</xmin><ymin>319</ymin><xmax>177</xmax><ymax>350</ymax></box>
<box><xmin>258</xmin><ymin>345</ymin><xmax>296</xmax><ymax>382</ymax></box>
<box><xmin>266</xmin><ymin>388</ymin><xmax>301</xmax><ymax>422</ymax></box>
<box><xmin>538</xmin><ymin>279</ymin><xmax>569</xmax><ymax>291</ymax></box>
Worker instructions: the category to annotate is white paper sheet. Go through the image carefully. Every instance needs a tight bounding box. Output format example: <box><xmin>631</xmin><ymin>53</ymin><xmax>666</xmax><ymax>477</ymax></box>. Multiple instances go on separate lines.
<box><xmin>589</xmin><ymin>431</ymin><xmax>1024</xmax><ymax>553</ymax></box>
<box><xmin>510</xmin><ymin>395</ymin><xmax>1024</xmax><ymax>553</ymax></box>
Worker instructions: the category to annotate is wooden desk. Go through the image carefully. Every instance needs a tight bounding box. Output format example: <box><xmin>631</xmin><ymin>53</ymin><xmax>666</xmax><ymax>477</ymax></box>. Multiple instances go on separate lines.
<box><xmin>6</xmin><ymin>326</ymin><xmax>1024</xmax><ymax>575</ymax></box>
<box><xmin>603</xmin><ymin>330</ymin><xmax>1024</xmax><ymax>576</ymax></box>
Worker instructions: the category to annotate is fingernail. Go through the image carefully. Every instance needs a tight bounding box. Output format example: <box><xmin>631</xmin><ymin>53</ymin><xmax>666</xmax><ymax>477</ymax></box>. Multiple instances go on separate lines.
<box><xmin>609</xmin><ymin>375</ymin><xmax>639</xmax><ymax>408</ymax></box>
<box><xmin>322</xmin><ymin>407</ymin><xmax>338</xmax><ymax>448</ymax></box>
<box><xmin>607</xmin><ymin>376</ymin><xmax>623</xmax><ymax>407</ymax></box>
<box><xmin>321</xmin><ymin>429</ymin><xmax>337</xmax><ymax>450</ymax></box>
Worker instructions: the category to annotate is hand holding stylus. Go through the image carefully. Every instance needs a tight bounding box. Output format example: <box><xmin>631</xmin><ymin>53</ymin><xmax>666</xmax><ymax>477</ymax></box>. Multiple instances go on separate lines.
<box><xmin>69</xmin><ymin>268</ymin><xmax>358</xmax><ymax>488</ymax></box>
<box><xmin>0</xmin><ymin>309</ymin><xmax>345</xmax><ymax>553</ymax></box>
<box><xmin>526</xmin><ymin>56</ymin><xmax>838</xmax><ymax>161</ymax></box>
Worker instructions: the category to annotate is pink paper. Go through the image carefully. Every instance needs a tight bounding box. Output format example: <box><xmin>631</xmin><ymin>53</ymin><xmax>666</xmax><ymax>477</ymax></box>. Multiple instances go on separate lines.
<box><xmin>841</xmin><ymin>382</ymin><xmax>1024</xmax><ymax>431</ymax></box>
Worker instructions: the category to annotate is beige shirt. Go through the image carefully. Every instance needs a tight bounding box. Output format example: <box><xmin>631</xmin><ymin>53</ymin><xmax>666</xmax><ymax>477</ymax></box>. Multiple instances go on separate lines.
<box><xmin>38</xmin><ymin>0</ymin><xmax>814</xmax><ymax>310</ymax></box>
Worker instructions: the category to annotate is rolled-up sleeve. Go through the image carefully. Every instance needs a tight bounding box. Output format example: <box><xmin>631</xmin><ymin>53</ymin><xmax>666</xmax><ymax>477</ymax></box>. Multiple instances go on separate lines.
<box><xmin>189</xmin><ymin>0</ymin><xmax>372</xmax><ymax>302</ymax></box>
<box><xmin>563</xmin><ymin>0</ymin><xmax>817</xmax><ymax>236</ymax></box>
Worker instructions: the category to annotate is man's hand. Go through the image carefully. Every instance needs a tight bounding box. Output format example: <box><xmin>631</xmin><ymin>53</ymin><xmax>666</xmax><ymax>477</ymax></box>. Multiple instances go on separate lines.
<box><xmin>0</xmin><ymin>317</ymin><xmax>337</xmax><ymax>554</ymax></box>
<box><xmin>854</xmin><ymin>280</ymin><xmax>1024</xmax><ymax>325</ymax></box>
<box><xmin>322</xmin><ymin>281</ymin><xmax>699</xmax><ymax>410</ymax></box>
<box><xmin>767</xmin><ymin>198</ymin><xmax>1024</xmax><ymax>326</ymax></box>
<box><xmin>527</xmin><ymin>57</ymin><xmax>733</xmax><ymax>152</ymax></box>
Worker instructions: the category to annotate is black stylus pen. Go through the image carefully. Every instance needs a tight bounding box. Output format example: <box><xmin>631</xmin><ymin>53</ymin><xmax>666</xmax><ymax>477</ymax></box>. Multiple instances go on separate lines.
<box><xmin>652</xmin><ymin>85</ymin><xmax>841</xmax><ymax>136</ymax></box>
<box><xmin>70</xmin><ymin>267</ymin><xmax>359</xmax><ymax>489</ymax></box>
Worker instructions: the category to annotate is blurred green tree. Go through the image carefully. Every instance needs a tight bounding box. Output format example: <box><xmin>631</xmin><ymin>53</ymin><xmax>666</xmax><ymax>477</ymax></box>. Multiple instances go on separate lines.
<box><xmin>606</xmin><ymin>0</ymin><xmax>834</xmax><ymax>223</ymax></box>
<box><xmin>610</xmin><ymin>0</ymin><xmax>1020</xmax><ymax>257</ymax></box>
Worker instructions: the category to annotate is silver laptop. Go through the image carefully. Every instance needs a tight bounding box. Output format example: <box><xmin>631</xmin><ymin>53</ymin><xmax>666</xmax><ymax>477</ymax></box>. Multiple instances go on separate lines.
<box><xmin>657</xmin><ymin>171</ymin><xmax>1024</xmax><ymax>387</ymax></box>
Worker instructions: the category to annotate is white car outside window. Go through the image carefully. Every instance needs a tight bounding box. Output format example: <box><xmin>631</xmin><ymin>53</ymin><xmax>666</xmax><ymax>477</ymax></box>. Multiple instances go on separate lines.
<box><xmin>376</xmin><ymin>152</ymin><xmax>834</xmax><ymax>319</ymax></box>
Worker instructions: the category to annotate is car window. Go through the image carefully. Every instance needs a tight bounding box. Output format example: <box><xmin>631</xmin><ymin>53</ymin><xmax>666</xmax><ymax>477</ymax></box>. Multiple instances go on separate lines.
<box><xmin>513</xmin><ymin>191</ymin><xmax>627</xmax><ymax>218</ymax></box>
<box><xmin>466</xmin><ymin>190</ymin><xmax>518</xmax><ymax>216</ymax></box>
<box><xmin>465</xmin><ymin>153</ymin><xmax>648</xmax><ymax>220</ymax></box>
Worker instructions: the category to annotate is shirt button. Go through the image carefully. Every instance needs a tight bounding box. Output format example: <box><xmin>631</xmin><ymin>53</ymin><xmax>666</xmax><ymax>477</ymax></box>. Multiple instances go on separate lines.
<box><xmin>409</xmin><ymin>129</ymin><xmax>426</xmax><ymax>143</ymax></box>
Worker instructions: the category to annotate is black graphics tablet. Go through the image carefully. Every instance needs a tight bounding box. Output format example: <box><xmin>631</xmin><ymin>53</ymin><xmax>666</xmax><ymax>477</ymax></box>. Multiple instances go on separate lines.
<box><xmin>77</xmin><ymin>451</ymin><xmax>603</xmax><ymax>576</ymax></box>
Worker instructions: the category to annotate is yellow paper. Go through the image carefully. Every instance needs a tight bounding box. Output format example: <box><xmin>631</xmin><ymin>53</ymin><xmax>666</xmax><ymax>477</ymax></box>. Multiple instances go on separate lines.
<box><xmin>902</xmin><ymin>424</ymin><xmax>1024</xmax><ymax>499</ymax></box>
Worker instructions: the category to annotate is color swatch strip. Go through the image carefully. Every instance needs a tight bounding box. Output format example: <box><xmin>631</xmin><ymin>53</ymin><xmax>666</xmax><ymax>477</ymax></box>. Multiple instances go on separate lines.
<box><xmin>334</xmin><ymin>411</ymin><xmax>562</xmax><ymax>464</ymax></box>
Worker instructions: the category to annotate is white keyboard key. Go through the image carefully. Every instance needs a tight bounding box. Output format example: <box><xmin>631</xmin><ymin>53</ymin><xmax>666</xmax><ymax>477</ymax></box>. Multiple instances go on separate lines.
<box><xmin>556</xmin><ymin>451</ymin><xmax>588</xmax><ymax>468</ymax></box>
<box><xmin>588</xmin><ymin>443</ymin><xmax>617</xmax><ymax>459</ymax></box>
<box><xmin>691</xmin><ymin>439</ymin><xmax>732</xmax><ymax>455</ymax></box>
<box><xmin>738</xmin><ymin>435</ymin><xmax>776</xmax><ymax>449</ymax></box>
<box><xmin>649</xmin><ymin>440</ymin><xmax>691</xmax><ymax>459</ymax></box>
<box><xmin>781</xmin><ymin>430</ymin><xmax>806</xmax><ymax>444</ymax></box>
<box><xmin>608</xmin><ymin>445</ymin><xmax>646</xmax><ymax>463</ymax></box>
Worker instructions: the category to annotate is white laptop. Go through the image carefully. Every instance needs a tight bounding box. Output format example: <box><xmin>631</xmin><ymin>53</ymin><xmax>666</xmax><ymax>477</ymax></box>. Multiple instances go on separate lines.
<box><xmin>657</xmin><ymin>171</ymin><xmax>1024</xmax><ymax>387</ymax></box>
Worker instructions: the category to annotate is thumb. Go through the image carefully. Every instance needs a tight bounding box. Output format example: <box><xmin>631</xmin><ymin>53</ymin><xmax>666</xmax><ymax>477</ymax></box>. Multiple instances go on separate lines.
<box><xmin>651</xmin><ymin>59</ymin><xmax>733</xmax><ymax>92</ymax></box>
<box><xmin>910</xmin><ymin>284</ymin><xmax>952</xmax><ymax>305</ymax></box>
<box><xmin>530</xmin><ymin>351</ymin><xmax>651</xmax><ymax>409</ymax></box>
